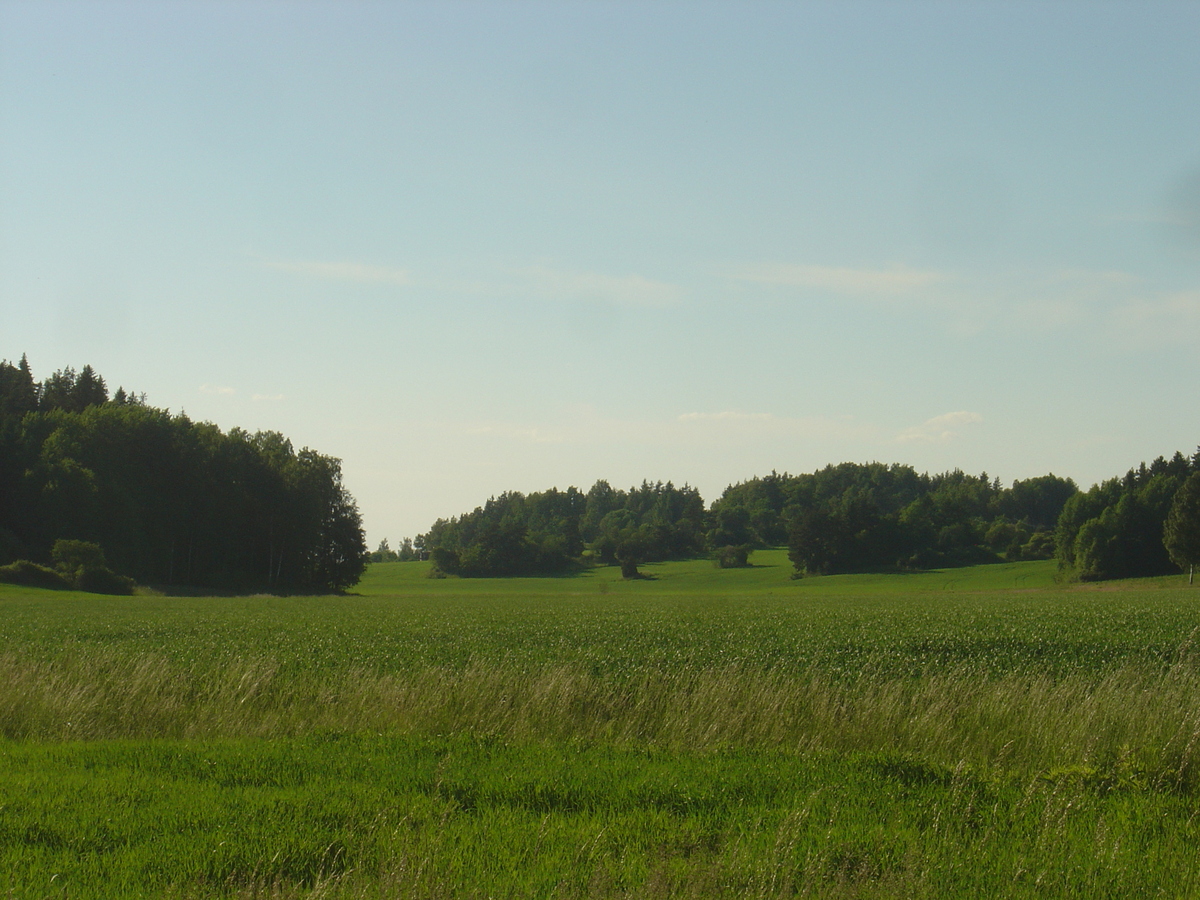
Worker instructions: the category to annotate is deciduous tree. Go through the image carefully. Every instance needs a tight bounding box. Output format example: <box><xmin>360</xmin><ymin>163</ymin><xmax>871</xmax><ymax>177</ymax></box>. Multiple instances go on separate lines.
<box><xmin>1164</xmin><ymin>473</ymin><xmax>1200</xmax><ymax>584</ymax></box>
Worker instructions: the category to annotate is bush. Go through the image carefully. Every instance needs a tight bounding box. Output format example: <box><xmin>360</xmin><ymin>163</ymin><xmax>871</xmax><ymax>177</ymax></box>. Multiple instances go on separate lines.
<box><xmin>429</xmin><ymin>547</ymin><xmax>460</xmax><ymax>577</ymax></box>
<box><xmin>74</xmin><ymin>565</ymin><xmax>136</xmax><ymax>595</ymax></box>
<box><xmin>51</xmin><ymin>539</ymin><xmax>108</xmax><ymax>580</ymax></box>
<box><xmin>714</xmin><ymin>545</ymin><xmax>752</xmax><ymax>568</ymax></box>
<box><xmin>0</xmin><ymin>560</ymin><xmax>70</xmax><ymax>589</ymax></box>
<box><xmin>1025</xmin><ymin>531</ymin><xmax>1056</xmax><ymax>559</ymax></box>
<box><xmin>49</xmin><ymin>539</ymin><xmax>136</xmax><ymax>594</ymax></box>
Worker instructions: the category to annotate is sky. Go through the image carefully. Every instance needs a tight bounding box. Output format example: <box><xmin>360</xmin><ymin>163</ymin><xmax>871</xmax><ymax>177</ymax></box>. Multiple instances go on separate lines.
<box><xmin>2</xmin><ymin>1</ymin><xmax>1199</xmax><ymax>547</ymax></box>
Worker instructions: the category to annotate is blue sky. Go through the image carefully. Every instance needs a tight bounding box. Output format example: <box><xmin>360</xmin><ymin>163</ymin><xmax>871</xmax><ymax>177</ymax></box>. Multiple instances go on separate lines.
<box><xmin>3</xmin><ymin>1</ymin><xmax>1199</xmax><ymax>545</ymax></box>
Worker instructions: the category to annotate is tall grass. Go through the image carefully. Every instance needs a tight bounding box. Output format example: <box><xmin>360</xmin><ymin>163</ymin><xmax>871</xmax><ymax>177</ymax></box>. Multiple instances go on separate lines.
<box><xmin>4</xmin><ymin>560</ymin><xmax>1200</xmax><ymax>897</ymax></box>
<box><xmin>3</xmin><ymin>645</ymin><xmax>1200</xmax><ymax>789</ymax></box>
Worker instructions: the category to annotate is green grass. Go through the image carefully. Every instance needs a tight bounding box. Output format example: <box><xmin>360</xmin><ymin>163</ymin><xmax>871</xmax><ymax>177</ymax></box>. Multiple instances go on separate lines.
<box><xmin>4</xmin><ymin>736</ymin><xmax>1198</xmax><ymax>899</ymax></box>
<box><xmin>2</xmin><ymin>557</ymin><xmax>1200</xmax><ymax>897</ymax></box>
<box><xmin>355</xmin><ymin>550</ymin><xmax>1065</xmax><ymax>596</ymax></box>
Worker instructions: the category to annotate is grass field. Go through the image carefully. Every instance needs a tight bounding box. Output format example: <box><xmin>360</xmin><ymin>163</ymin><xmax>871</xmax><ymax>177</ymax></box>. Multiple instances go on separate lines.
<box><xmin>2</xmin><ymin>554</ymin><xmax>1200</xmax><ymax>897</ymax></box>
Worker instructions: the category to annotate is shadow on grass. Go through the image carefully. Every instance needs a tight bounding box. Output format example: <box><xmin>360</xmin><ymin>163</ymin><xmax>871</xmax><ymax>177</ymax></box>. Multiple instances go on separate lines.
<box><xmin>139</xmin><ymin>583</ymin><xmax>357</xmax><ymax>598</ymax></box>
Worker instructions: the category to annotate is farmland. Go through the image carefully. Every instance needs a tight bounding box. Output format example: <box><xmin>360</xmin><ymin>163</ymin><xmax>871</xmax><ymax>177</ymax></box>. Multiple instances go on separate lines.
<box><xmin>2</xmin><ymin>554</ymin><xmax>1200</xmax><ymax>897</ymax></box>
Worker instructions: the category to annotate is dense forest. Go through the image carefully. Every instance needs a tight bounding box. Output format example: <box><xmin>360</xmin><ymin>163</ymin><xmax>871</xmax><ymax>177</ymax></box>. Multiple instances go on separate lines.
<box><xmin>0</xmin><ymin>356</ymin><xmax>366</xmax><ymax>592</ymax></box>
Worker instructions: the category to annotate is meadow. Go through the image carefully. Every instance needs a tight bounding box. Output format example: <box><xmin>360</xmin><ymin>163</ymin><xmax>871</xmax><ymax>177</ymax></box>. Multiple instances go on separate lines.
<box><xmin>2</xmin><ymin>553</ymin><xmax>1200</xmax><ymax>898</ymax></box>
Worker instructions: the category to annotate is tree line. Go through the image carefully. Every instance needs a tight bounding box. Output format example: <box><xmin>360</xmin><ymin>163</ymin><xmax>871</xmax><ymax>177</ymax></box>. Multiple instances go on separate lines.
<box><xmin>414</xmin><ymin>464</ymin><xmax>1076</xmax><ymax>579</ymax></box>
<box><xmin>7</xmin><ymin>353</ymin><xmax>1196</xmax><ymax>588</ymax></box>
<box><xmin>711</xmin><ymin>464</ymin><xmax>1076</xmax><ymax>576</ymax></box>
<box><xmin>0</xmin><ymin>356</ymin><xmax>366</xmax><ymax>592</ymax></box>
<box><xmin>415</xmin><ymin>453</ymin><xmax>1200</xmax><ymax>582</ymax></box>
<box><xmin>1056</xmin><ymin>451</ymin><xmax>1200</xmax><ymax>582</ymax></box>
<box><xmin>422</xmin><ymin>480</ymin><xmax>705</xmax><ymax>578</ymax></box>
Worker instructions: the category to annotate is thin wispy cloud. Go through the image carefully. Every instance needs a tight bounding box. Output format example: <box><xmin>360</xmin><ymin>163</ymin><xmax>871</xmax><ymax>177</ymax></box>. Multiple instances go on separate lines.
<box><xmin>739</xmin><ymin>263</ymin><xmax>1193</xmax><ymax>346</ymax></box>
<box><xmin>1046</xmin><ymin>268</ymin><xmax>1138</xmax><ymax>288</ymax></box>
<box><xmin>1109</xmin><ymin>289</ymin><xmax>1200</xmax><ymax>345</ymax></box>
<box><xmin>896</xmin><ymin>411</ymin><xmax>983</xmax><ymax>444</ymax></box>
<box><xmin>199</xmin><ymin>384</ymin><xmax>235</xmax><ymax>396</ymax></box>
<box><xmin>738</xmin><ymin>263</ymin><xmax>947</xmax><ymax>295</ymax></box>
<box><xmin>1004</xmin><ymin>268</ymin><xmax>1139</xmax><ymax>332</ymax></box>
<box><xmin>677</xmin><ymin>411</ymin><xmax>775</xmax><ymax>423</ymax></box>
<box><xmin>464</xmin><ymin>423</ymin><xmax>567</xmax><ymax>444</ymax></box>
<box><xmin>262</xmin><ymin>256</ymin><xmax>412</xmax><ymax>286</ymax></box>
<box><xmin>996</xmin><ymin>269</ymin><xmax>1200</xmax><ymax>347</ymax></box>
<box><xmin>251</xmin><ymin>393</ymin><xmax>286</xmax><ymax>402</ymax></box>
<box><xmin>518</xmin><ymin>265</ymin><xmax>684</xmax><ymax>308</ymax></box>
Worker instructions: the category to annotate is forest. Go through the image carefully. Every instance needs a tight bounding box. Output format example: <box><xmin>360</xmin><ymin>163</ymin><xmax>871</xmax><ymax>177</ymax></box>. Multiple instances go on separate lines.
<box><xmin>0</xmin><ymin>356</ymin><xmax>366</xmax><ymax>592</ymax></box>
<box><xmin>418</xmin><ymin>455</ymin><xmax>1200</xmax><ymax>583</ymax></box>
<box><xmin>422</xmin><ymin>480</ymin><xmax>706</xmax><ymax>578</ymax></box>
<box><xmin>5</xmin><ymin>354</ymin><xmax>1200</xmax><ymax>591</ymax></box>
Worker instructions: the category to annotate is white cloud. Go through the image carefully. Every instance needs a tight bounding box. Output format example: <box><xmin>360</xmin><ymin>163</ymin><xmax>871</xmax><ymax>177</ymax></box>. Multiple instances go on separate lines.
<box><xmin>463</xmin><ymin>423</ymin><xmax>566</xmax><ymax>444</ymax></box>
<box><xmin>251</xmin><ymin>393</ymin><xmax>286</xmax><ymax>402</ymax></box>
<box><xmin>1050</xmin><ymin>268</ymin><xmax>1138</xmax><ymax>286</ymax></box>
<box><xmin>896</xmin><ymin>411</ymin><xmax>983</xmax><ymax>444</ymax></box>
<box><xmin>1109</xmin><ymin>290</ymin><xmax>1200</xmax><ymax>344</ymax></box>
<box><xmin>738</xmin><ymin>263</ymin><xmax>947</xmax><ymax>295</ymax></box>
<box><xmin>730</xmin><ymin>262</ymin><xmax>1200</xmax><ymax>350</ymax></box>
<box><xmin>199</xmin><ymin>384</ymin><xmax>235</xmax><ymax>396</ymax></box>
<box><xmin>262</xmin><ymin>256</ymin><xmax>411</xmax><ymax>286</ymax></box>
<box><xmin>517</xmin><ymin>265</ymin><xmax>684</xmax><ymax>307</ymax></box>
<box><xmin>677</xmin><ymin>411</ymin><xmax>775</xmax><ymax>423</ymax></box>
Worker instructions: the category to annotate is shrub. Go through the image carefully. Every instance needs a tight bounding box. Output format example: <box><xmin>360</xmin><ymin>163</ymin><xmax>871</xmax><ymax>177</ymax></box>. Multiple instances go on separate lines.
<box><xmin>75</xmin><ymin>565</ymin><xmax>137</xmax><ymax>595</ymax></box>
<box><xmin>429</xmin><ymin>547</ymin><xmax>460</xmax><ymax>577</ymax></box>
<box><xmin>49</xmin><ymin>539</ymin><xmax>137</xmax><ymax>594</ymax></box>
<box><xmin>0</xmin><ymin>560</ymin><xmax>70</xmax><ymax>589</ymax></box>
<box><xmin>714</xmin><ymin>545</ymin><xmax>752</xmax><ymax>568</ymax></box>
<box><xmin>51</xmin><ymin>539</ymin><xmax>108</xmax><ymax>581</ymax></box>
<box><xmin>619</xmin><ymin>558</ymin><xmax>643</xmax><ymax>579</ymax></box>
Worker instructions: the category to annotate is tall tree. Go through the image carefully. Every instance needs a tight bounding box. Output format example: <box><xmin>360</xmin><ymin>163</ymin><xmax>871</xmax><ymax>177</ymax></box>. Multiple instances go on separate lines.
<box><xmin>1</xmin><ymin>357</ymin><xmax>367</xmax><ymax>591</ymax></box>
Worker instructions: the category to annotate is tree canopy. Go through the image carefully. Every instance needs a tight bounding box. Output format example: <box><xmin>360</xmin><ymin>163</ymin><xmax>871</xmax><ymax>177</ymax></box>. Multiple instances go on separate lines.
<box><xmin>419</xmin><ymin>465</ymin><xmax>1082</xmax><ymax>579</ymax></box>
<box><xmin>423</xmin><ymin>480</ymin><xmax>704</xmax><ymax>578</ymax></box>
<box><xmin>0</xmin><ymin>357</ymin><xmax>366</xmax><ymax>592</ymax></box>
<box><xmin>1163</xmin><ymin>471</ymin><xmax>1200</xmax><ymax>584</ymax></box>
<box><xmin>709</xmin><ymin>464</ymin><xmax>1077</xmax><ymax>577</ymax></box>
<box><xmin>1055</xmin><ymin>452</ymin><xmax>1196</xmax><ymax>582</ymax></box>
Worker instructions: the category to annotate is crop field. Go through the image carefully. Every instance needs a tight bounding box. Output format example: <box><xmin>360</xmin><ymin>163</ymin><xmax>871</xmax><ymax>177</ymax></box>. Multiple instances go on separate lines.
<box><xmin>3</xmin><ymin>553</ymin><xmax>1200</xmax><ymax>898</ymax></box>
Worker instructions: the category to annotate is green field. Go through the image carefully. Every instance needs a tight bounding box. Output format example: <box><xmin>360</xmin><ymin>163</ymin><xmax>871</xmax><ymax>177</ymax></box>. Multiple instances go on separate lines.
<box><xmin>3</xmin><ymin>555</ymin><xmax>1200</xmax><ymax>897</ymax></box>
